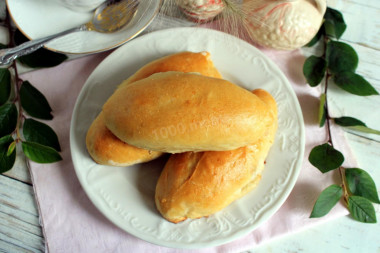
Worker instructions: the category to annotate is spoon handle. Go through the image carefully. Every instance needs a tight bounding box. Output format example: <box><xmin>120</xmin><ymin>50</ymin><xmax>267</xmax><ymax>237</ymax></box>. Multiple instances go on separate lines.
<box><xmin>0</xmin><ymin>25</ymin><xmax>88</xmax><ymax>66</ymax></box>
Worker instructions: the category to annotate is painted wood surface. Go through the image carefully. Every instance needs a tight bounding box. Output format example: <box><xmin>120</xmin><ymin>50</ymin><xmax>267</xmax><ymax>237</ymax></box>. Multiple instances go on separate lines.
<box><xmin>0</xmin><ymin>173</ymin><xmax>44</xmax><ymax>252</ymax></box>
<box><xmin>0</xmin><ymin>0</ymin><xmax>379</xmax><ymax>252</ymax></box>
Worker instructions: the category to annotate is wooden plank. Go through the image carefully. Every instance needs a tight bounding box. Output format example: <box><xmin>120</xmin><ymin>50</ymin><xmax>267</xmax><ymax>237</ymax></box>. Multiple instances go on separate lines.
<box><xmin>346</xmin><ymin>132</ymin><xmax>380</xmax><ymax>177</ymax></box>
<box><xmin>0</xmin><ymin>176</ymin><xmax>44</xmax><ymax>253</ymax></box>
<box><xmin>328</xmin><ymin>0</ymin><xmax>380</xmax><ymax>50</ymax></box>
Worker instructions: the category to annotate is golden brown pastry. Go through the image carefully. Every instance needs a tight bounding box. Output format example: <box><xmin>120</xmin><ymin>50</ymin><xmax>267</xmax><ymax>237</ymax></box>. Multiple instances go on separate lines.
<box><xmin>86</xmin><ymin>51</ymin><xmax>222</xmax><ymax>166</ymax></box>
<box><xmin>103</xmin><ymin>72</ymin><xmax>273</xmax><ymax>153</ymax></box>
<box><xmin>155</xmin><ymin>89</ymin><xmax>277</xmax><ymax>223</ymax></box>
<box><xmin>86</xmin><ymin>112</ymin><xmax>162</xmax><ymax>166</ymax></box>
<box><xmin>121</xmin><ymin>51</ymin><xmax>222</xmax><ymax>85</ymax></box>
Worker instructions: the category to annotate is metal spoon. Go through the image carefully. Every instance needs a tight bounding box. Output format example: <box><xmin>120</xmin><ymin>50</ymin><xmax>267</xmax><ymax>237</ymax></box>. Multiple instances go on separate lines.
<box><xmin>0</xmin><ymin>0</ymin><xmax>139</xmax><ymax>65</ymax></box>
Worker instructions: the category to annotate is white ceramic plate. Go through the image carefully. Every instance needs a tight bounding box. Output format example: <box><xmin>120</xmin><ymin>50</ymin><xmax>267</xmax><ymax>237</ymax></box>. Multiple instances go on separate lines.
<box><xmin>6</xmin><ymin>0</ymin><xmax>161</xmax><ymax>54</ymax></box>
<box><xmin>70</xmin><ymin>27</ymin><xmax>305</xmax><ymax>249</ymax></box>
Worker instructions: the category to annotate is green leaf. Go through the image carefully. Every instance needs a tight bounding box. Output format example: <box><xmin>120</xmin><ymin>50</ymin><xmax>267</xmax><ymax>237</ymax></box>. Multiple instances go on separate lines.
<box><xmin>19</xmin><ymin>81</ymin><xmax>53</xmax><ymax>120</ymax></box>
<box><xmin>348</xmin><ymin>196</ymin><xmax>377</xmax><ymax>223</ymax></box>
<box><xmin>309</xmin><ymin>143</ymin><xmax>345</xmax><ymax>173</ymax></box>
<box><xmin>334</xmin><ymin>116</ymin><xmax>366</xmax><ymax>127</ymax></box>
<box><xmin>326</xmin><ymin>41</ymin><xmax>358</xmax><ymax>74</ymax></box>
<box><xmin>334</xmin><ymin>117</ymin><xmax>380</xmax><ymax>135</ymax></box>
<box><xmin>310</xmin><ymin>184</ymin><xmax>343</xmax><ymax>218</ymax></box>
<box><xmin>7</xmin><ymin>141</ymin><xmax>16</xmax><ymax>157</ymax></box>
<box><xmin>14</xmin><ymin>30</ymin><xmax>68</xmax><ymax>68</ymax></box>
<box><xmin>303</xmin><ymin>56</ymin><xmax>327</xmax><ymax>87</ymax></box>
<box><xmin>0</xmin><ymin>68</ymin><xmax>11</xmax><ymax>105</ymax></box>
<box><xmin>0</xmin><ymin>102</ymin><xmax>18</xmax><ymax>136</ymax></box>
<box><xmin>334</xmin><ymin>71</ymin><xmax>379</xmax><ymax>96</ymax></box>
<box><xmin>0</xmin><ymin>135</ymin><xmax>16</xmax><ymax>173</ymax></box>
<box><xmin>305</xmin><ymin>28</ymin><xmax>324</xmax><ymax>47</ymax></box>
<box><xmin>23</xmin><ymin>118</ymin><xmax>61</xmax><ymax>151</ymax></box>
<box><xmin>319</xmin><ymin>93</ymin><xmax>326</xmax><ymax>127</ymax></box>
<box><xmin>346</xmin><ymin>125</ymin><xmax>380</xmax><ymax>135</ymax></box>
<box><xmin>324</xmin><ymin>7</ymin><xmax>347</xmax><ymax>39</ymax></box>
<box><xmin>346</xmin><ymin>168</ymin><xmax>380</xmax><ymax>204</ymax></box>
<box><xmin>21</xmin><ymin>141</ymin><xmax>62</xmax><ymax>163</ymax></box>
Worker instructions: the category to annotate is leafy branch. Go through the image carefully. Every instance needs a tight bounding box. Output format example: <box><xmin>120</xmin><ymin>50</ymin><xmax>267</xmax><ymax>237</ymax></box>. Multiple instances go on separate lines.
<box><xmin>0</xmin><ymin>8</ymin><xmax>67</xmax><ymax>173</ymax></box>
<box><xmin>303</xmin><ymin>7</ymin><xmax>379</xmax><ymax>223</ymax></box>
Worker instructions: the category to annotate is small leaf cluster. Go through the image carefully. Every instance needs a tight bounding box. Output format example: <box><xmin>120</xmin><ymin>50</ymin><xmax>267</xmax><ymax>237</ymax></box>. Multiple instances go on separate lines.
<box><xmin>304</xmin><ymin>8</ymin><xmax>378</xmax><ymax>97</ymax></box>
<box><xmin>304</xmin><ymin>8</ymin><xmax>379</xmax><ymax>132</ymax></box>
<box><xmin>0</xmin><ymin>27</ymin><xmax>67</xmax><ymax>173</ymax></box>
<box><xmin>309</xmin><ymin>144</ymin><xmax>378</xmax><ymax>223</ymax></box>
<box><xmin>0</xmin><ymin>75</ymin><xmax>62</xmax><ymax>173</ymax></box>
<box><xmin>303</xmin><ymin>7</ymin><xmax>379</xmax><ymax>223</ymax></box>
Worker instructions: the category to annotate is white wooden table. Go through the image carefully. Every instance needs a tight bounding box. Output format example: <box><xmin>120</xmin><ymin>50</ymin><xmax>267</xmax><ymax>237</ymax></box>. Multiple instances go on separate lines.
<box><xmin>0</xmin><ymin>0</ymin><xmax>379</xmax><ymax>252</ymax></box>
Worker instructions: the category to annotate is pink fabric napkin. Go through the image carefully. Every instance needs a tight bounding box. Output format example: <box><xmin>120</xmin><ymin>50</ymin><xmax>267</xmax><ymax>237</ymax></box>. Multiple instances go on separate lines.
<box><xmin>22</xmin><ymin>44</ymin><xmax>355</xmax><ymax>252</ymax></box>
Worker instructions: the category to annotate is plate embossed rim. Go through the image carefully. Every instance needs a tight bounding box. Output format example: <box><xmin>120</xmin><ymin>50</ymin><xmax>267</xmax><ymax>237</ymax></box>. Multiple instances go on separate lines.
<box><xmin>70</xmin><ymin>27</ymin><xmax>305</xmax><ymax>249</ymax></box>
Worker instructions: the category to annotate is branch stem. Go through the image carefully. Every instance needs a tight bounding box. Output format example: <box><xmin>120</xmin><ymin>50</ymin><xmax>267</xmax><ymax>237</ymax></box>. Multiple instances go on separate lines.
<box><xmin>338</xmin><ymin>166</ymin><xmax>349</xmax><ymax>204</ymax></box>
<box><xmin>322</xmin><ymin>35</ymin><xmax>333</xmax><ymax>146</ymax></box>
<box><xmin>322</xmin><ymin>34</ymin><xmax>349</xmax><ymax>203</ymax></box>
<box><xmin>324</xmin><ymin>72</ymin><xmax>333</xmax><ymax>146</ymax></box>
